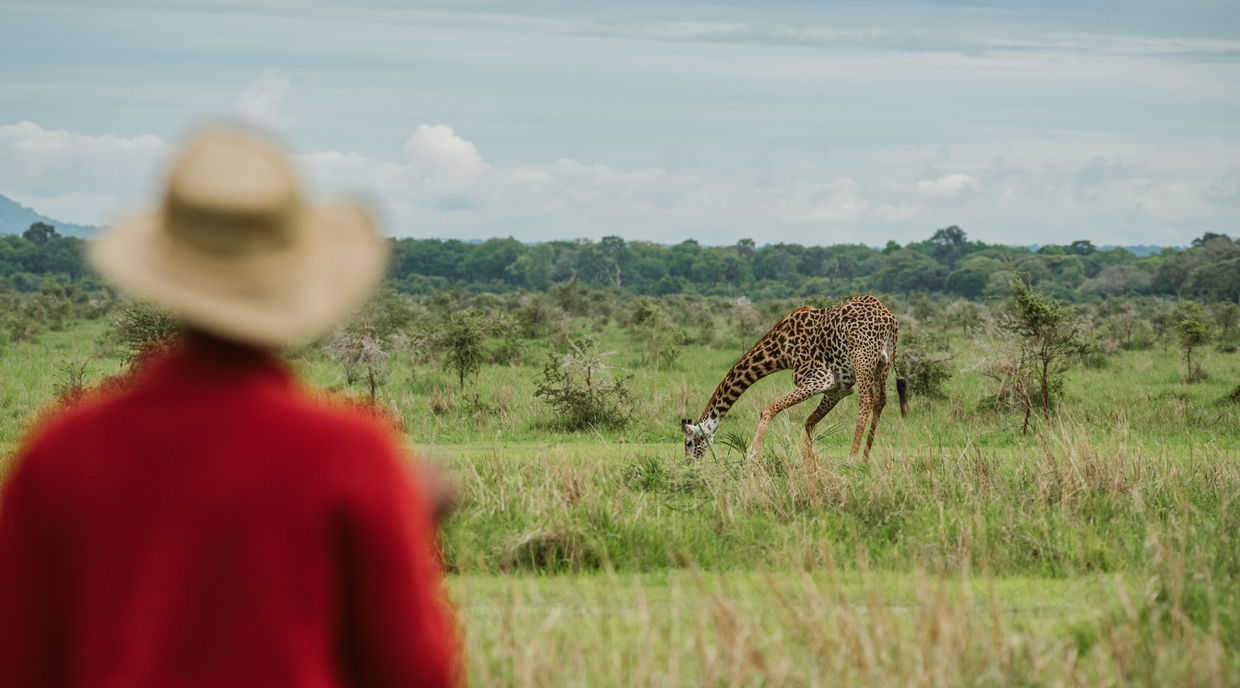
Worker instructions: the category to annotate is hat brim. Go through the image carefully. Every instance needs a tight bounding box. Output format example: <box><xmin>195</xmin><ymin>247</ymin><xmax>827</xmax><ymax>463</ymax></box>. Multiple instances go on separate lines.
<box><xmin>89</xmin><ymin>203</ymin><xmax>388</xmax><ymax>347</ymax></box>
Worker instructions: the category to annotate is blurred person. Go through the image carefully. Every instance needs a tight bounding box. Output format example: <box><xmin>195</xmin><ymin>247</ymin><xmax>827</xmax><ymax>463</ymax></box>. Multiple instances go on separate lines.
<box><xmin>0</xmin><ymin>127</ymin><xmax>460</xmax><ymax>687</ymax></box>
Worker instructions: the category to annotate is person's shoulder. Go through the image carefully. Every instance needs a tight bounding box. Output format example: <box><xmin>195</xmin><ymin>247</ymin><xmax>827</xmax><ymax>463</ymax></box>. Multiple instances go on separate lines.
<box><xmin>278</xmin><ymin>395</ymin><xmax>422</xmax><ymax>506</ymax></box>
<box><xmin>274</xmin><ymin>391</ymin><xmax>409</xmax><ymax>472</ymax></box>
<box><xmin>282</xmin><ymin>389</ymin><xmax>401</xmax><ymax>442</ymax></box>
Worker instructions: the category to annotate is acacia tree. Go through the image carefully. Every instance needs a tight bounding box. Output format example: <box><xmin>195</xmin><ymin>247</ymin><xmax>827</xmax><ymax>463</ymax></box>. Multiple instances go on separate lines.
<box><xmin>325</xmin><ymin>328</ymin><xmax>388</xmax><ymax>401</ymax></box>
<box><xmin>435</xmin><ymin>308</ymin><xmax>491</xmax><ymax>389</ymax></box>
<box><xmin>1177</xmin><ymin>318</ymin><xmax>1211</xmax><ymax>383</ymax></box>
<box><xmin>114</xmin><ymin>301</ymin><xmax>181</xmax><ymax>366</ymax></box>
<box><xmin>998</xmin><ymin>276</ymin><xmax>1091</xmax><ymax>429</ymax></box>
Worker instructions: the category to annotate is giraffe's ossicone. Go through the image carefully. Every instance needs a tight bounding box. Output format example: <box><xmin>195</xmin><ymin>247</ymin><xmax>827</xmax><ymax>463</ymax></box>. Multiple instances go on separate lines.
<box><xmin>682</xmin><ymin>295</ymin><xmax>908</xmax><ymax>461</ymax></box>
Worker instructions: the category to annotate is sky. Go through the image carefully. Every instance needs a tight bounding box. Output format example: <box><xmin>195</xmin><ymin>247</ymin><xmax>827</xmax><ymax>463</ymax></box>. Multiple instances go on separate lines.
<box><xmin>1</xmin><ymin>0</ymin><xmax>1238</xmax><ymax>247</ymax></box>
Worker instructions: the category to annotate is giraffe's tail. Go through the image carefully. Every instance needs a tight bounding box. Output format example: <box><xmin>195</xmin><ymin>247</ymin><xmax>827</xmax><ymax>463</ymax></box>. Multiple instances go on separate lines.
<box><xmin>888</xmin><ymin>331</ymin><xmax>909</xmax><ymax>417</ymax></box>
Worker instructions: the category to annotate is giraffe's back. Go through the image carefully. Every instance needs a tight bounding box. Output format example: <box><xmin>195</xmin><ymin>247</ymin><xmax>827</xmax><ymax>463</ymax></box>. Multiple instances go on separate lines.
<box><xmin>786</xmin><ymin>296</ymin><xmax>900</xmax><ymax>388</ymax></box>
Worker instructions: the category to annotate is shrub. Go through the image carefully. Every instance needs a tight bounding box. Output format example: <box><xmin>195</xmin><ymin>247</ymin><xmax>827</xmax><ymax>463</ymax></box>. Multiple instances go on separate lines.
<box><xmin>896</xmin><ymin>346</ymin><xmax>954</xmax><ymax>398</ymax></box>
<box><xmin>533</xmin><ymin>337</ymin><xmax>632</xmax><ymax>431</ymax></box>
<box><xmin>434</xmin><ymin>308</ymin><xmax>492</xmax><ymax>389</ymax></box>
<box><xmin>996</xmin><ymin>276</ymin><xmax>1090</xmax><ymax>430</ymax></box>
<box><xmin>52</xmin><ymin>360</ymin><xmax>91</xmax><ymax>403</ymax></box>
<box><xmin>323</xmin><ymin>329</ymin><xmax>389</xmax><ymax>400</ymax></box>
<box><xmin>625</xmin><ymin>297</ymin><xmax>684</xmax><ymax>368</ymax></box>
<box><xmin>499</xmin><ymin>524</ymin><xmax>604</xmax><ymax>573</ymax></box>
<box><xmin>113</xmin><ymin>301</ymin><xmax>181</xmax><ymax>365</ymax></box>
<box><xmin>1</xmin><ymin>308</ymin><xmax>41</xmax><ymax>343</ymax></box>
<box><xmin>513</xmin><ymin>292</ymin><xmax>567</xmax><ymax>339</ymax></box>
<box><xmin>1177</xmin><ymin>318</ymin><xmax>1211</xmax><ymax>383</ymax></box>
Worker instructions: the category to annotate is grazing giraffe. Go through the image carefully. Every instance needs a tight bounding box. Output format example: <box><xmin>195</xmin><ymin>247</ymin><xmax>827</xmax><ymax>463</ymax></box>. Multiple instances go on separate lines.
<box><xmin>681</xmin><ymin>295</ymin><xmax>908</xmax><ymax>461</ymax></box>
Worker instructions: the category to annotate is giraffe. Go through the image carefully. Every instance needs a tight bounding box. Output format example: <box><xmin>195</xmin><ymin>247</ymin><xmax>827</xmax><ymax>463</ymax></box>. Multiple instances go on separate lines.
<box><xmin>681</xmin><ymin>295</ymin><xmax>908</xmax><ymax>461</ymax></box>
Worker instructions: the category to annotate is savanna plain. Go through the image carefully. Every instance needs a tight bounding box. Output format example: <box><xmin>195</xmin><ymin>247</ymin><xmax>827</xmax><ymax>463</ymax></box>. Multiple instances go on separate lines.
<box><xmin>2</xmin><ymin>288</ymin><xmax>1238</xmax><ymax>687</ymax></box>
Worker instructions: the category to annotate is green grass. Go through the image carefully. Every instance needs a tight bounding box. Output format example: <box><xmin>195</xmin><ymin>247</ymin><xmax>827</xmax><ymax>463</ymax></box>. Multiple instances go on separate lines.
<box><xmin>2</xmin><ymin>314</ymin><xmax>1239</xmax><ymax>685</ymax></box>
<box><xmin>451</xmin><ymin>569</ymin><xmax>1115</xmax><ymax>686</ymax></box>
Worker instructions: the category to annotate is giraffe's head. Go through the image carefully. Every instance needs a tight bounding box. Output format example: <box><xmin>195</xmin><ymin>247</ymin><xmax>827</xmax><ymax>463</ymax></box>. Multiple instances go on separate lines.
<box><xmin>680</xmin><ymin>418</ymin><xmax>711</xmax><ymax>459</ymax></box>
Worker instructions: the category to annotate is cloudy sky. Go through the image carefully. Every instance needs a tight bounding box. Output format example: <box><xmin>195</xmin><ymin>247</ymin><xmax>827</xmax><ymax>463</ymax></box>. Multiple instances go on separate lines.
<box><xmin>1</xmin><ymin>0</ymin><xmax>1238</xmax><ymax>246</ymax></box>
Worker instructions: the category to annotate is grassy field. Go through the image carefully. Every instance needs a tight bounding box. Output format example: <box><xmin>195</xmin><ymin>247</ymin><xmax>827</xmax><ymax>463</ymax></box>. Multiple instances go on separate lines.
<box><xmin>2</xmin><ymin>312</ymin><xmax>1239</xmax><ymax>685</ymax></box>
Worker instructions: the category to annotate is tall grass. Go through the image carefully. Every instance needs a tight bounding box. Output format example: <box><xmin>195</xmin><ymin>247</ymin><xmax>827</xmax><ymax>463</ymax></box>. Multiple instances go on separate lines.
<box><xmin>2</xmin><ymin>306</ymin><xmax>1238</xmax><ymax>685</ymax></box>
<box><xmin>453</xmin><ymin>549</ymin><xmax>1237</xmax><ymax>686</ymax></box>
<box><xmin>438</xmin><ymin>425</ymin><xmax>1240</xmax><ymax>579</ymax></box>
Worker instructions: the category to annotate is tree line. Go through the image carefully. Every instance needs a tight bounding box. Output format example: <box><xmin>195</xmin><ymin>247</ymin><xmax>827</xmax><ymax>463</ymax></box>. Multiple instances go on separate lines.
<box><xmin>3</xmin><ymin>222</ymin><xmax>1238</xmax><ymax>304</ymax></box>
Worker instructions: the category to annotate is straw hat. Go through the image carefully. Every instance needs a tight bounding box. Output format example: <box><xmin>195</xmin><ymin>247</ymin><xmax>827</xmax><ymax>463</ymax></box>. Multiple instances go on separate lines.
<box><xmin>90</xmin><ymin>127</ymin><xmax>388</xmax><ymax>347</ymax></box>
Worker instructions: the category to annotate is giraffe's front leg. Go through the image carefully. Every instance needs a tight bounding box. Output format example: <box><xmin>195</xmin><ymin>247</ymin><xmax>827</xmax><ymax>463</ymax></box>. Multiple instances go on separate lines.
<box><xmin>750</xmin><ymin>370</ymin><xmax>834</xmax><ymax>458</ymax></box>
<box><xmin>802</xmin><ymin>385</ymin><xmax>847</xmax><ymax>461</ymax></box>
<box><xmin>797</xmin><ymin>369</ymin><xmax>839</xmax><ymax>461</ymax></box>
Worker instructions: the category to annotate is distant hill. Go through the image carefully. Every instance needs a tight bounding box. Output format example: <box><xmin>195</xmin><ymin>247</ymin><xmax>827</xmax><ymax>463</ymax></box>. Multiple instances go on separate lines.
<box><xmin>1097</xmin><ymin>244</ymin><xmax>1174</xmax><ymax>257</ymax></box>
<box><xmin>0</xmin><ymin>193</ymin><xmax>96</xmax><ymax>238</ymax></box>
<box><xmin>1026</xmin><ymin>243</ymin><xmax>1175</xmax><ymax>257</ymax></box>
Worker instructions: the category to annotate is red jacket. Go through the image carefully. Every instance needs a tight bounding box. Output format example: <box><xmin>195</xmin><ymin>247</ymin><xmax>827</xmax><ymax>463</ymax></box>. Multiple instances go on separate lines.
<box><xmin>0</xmin><ymin>337</ymin><xmax>459</xmax><ymax>687</ymax></box>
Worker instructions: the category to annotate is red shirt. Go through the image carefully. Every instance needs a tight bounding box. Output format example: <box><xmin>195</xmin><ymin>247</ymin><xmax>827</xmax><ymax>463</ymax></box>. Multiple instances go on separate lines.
<box><xmin>0</xmin><ymin>337</ymin><xmax>459</xmax><ymax>687</ymax></box>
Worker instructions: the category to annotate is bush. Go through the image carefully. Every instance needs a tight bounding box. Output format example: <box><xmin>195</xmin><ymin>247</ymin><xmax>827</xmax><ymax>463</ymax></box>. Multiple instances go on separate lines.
<box><xmin>113</xmin><ymin>301</ymin><xmax>181</xmax><ymax>365</ymax></box>
<box><xmin>625</xmin><ymin>297</ymin><xmax>684</xmax><ymax>368</ymax></box>
<box><xmin>896</xmin><ymin>346</ymin><xmax>954</xmax><ymax>398</ymax></box>
<box><xmin>513</xmin><ymin>292</ymin><xmax>567</xmax><ymax>339</ymax></box>
<box><xmin>323</xmin><ymin>329</ymin><xmax>389</xmax><ymax>400</ymax></box>
<box><xmin>533</xmin><ymin>337</ymin><xmax>632</xmax><ymax>431</ymax></box>
<box><xmin>499</xmin><ymin>524</ymin><xmax>604</xmax><ymax>573</ymax></box>
<box><xmin>1177</xmin><ymin>317</ymin><xmax>1211</xmax><ymax>383</ymax></box>
<box><xmin>1226</xmin><ymin>385</ymin><xmax>1240</xmax><ymax>405</ymax></box>
<box><xmin>434</xmin><ymin>308</ymin><xmax>492</xmax><ymax>389</ymax></box>
<box><xmin>52</xmin><ymin>360</ymin><xmax>91</xmax><ymax>403</ymax></box>
<box><xmin>1</xmin><ymin>308</ymin><xmax>41</xmax><ymax>343</ymax></box>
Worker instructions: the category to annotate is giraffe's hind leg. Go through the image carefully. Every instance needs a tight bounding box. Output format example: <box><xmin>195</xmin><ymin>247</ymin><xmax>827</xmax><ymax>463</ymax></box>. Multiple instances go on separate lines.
<box><xmin>849</xmin><ymin>351</ymin><xmax>882</xmax><ymax>460</ymax></box>
<box><xmin>850</xmin><ymin>390</ymin><xmax>874</xmax><ymax>460</ymax></box>
<box><xmin>863</xmin><ymin>364</ymin><xmax>890</xmax><ymax>458</ymax></box>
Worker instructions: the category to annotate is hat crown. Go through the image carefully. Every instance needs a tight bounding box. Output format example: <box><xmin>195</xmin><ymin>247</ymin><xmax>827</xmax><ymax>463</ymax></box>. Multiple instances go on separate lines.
<box><xmin>90</xmin><ymin>124</ymin><xmax>386</xmax><ymax>347</ymax></box>
<box><xmin>163</xmin><ymin>131</ymin><xmax>302</xmax><ymax>255</ymax></box>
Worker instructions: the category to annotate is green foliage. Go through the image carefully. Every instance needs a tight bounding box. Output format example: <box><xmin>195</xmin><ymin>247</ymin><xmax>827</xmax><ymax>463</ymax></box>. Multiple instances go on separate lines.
<box><xmin>1210</xmin><ymin>302</ymin><xmax>1240</xmax><ymax>353</ymax></box>
<box><xmin>4</xmin><ymin>225</ymin><xmax>1240</xmax><ymax>308</ymax></box>
<box><xmin>435</xmin><ymin>308</ymin><xmax>493</xmax><ymax>389</ymax></box>
<box><xmin>626</xmin><ymin>297</ymin><xmax>685</xmax><ymax>369</ymax></box>
<box><xmin>499</xmin><ymin>523</ymin><xmax>604</xmax><ymax>573</ymax></box>
<box><xmin>113</xmin><ymin>301</ymin><xmax>181</xmax><ymax>365</ymax></box>
<box><xmin>22</xmin><ymin>222</ymin><xmax>57</xmax><ymax>245</ymax></box>
<box><xmin>533</xmin><ymin>337</ymin><xmax>632</xmax><ymax>431</ymax></box>
<box><xmin>996</xmin><ymin>276</ymin><xmax>1091</xmax><ymax>429</ymax></box>
<box><xmin>52</xmin><ymin>359</ymin><xmax>90</xmax><ymax>403</ymax></box>
<box><xmin>6</xmin><ymin>297</ymin><xmax>1240</xmax><ymax>686</ymax></box>
<box><xmin>1177</xmin><ymin>317</ymin><xmax>1211</xmax><ymax>383</ymax></box>
<box><xmin>372</xmin><ymin>230</ymin><xmax>1240</xmax><ymax>304</ymax></box>
<box><xmin>512</xmin><ymin>292</ymin><xmax>566</xmax><ymax>339</ymax></box>
<box><xmin>896</xmin><ymin>345</ymin><xmax>954</xmax><ymax>399</ymax></box>
<box><xmin>324</xmin><ymin>329</ymin><xmax>389</xmax><ymax>398</ymax></box>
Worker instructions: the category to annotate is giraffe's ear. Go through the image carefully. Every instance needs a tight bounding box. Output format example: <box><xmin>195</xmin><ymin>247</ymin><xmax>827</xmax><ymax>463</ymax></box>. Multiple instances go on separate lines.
<box><xmin>680</xmin><ymin>418</ymin><xmax>693</xmax><ymax>431</ymax></box>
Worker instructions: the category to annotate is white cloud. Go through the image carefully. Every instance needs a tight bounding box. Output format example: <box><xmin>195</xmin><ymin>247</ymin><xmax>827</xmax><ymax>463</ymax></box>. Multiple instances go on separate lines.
<box><xmin>402</xmin><ymin>124</ymin><xmax>488</xmax><ymax>193</ymax></box>
<box><xmin>233</xmin><ymin>72</ymin><xmax>294</xmax><ymax>129</ymax></box>
<box><xmin>2</xmin><ymin>119</ymin><xmax>1237</xmax><ymax>246</ymax></box>
<box><xmin>915</xmin><ymin>173</ymin><xmax>981</xmax><ymax>196</ymax></box>
<box><xmin>774</xmin><ymin>180</ymin><xmax>868</xmax><ymax>224</ymax></box>
<box><xmin>0</xmin><ymin>121</ymin><xmax>167</xmax><ymax>223</ymax></box>
<box><xmin>875</xmin><ymin>201</ymin><xmax>923</xmax><ymax>222</ymax></box>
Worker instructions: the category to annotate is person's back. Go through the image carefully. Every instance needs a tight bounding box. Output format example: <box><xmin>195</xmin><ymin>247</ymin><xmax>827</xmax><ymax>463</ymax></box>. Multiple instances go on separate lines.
<box><xmin>0</xmin><ymin>128</ymin><xmax>460</xmax><ymax>687</ymax></box>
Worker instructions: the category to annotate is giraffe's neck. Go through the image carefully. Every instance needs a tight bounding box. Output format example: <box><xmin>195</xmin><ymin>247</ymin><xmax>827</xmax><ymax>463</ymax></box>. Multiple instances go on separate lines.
<box><xmin>697</xmin><ymin>338</ymin><xmax>787</xmax><ymax>432</ymax></box>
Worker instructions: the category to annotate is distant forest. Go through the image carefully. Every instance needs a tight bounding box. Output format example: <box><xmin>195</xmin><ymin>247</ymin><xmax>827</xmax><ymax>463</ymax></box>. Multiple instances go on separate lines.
<box><xmin>3</xmin><ymin>221</ymin><xmax>1239</xmax><ymax>304</ymax></box>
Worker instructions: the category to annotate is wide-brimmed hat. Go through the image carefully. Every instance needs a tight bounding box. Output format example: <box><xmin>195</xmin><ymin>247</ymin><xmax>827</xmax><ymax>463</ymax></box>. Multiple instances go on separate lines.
<box><xmin>90</xmin><ymin>126</ymin><xmax>388</xmax><ymax>347</ymax></box>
